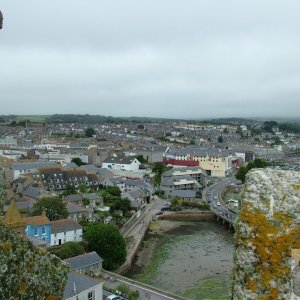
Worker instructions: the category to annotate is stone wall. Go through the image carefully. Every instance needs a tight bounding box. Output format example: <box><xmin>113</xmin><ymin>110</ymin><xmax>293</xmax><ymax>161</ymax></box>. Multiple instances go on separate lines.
<box><xmin>158</xmin><ymin>211</ymin><xmax>214</xmax><ymax>222</ymax></box>
<box><xmin>232</xmin><ymin>169</ymin><xmax>300</xmax><ymax>299</ymax></box>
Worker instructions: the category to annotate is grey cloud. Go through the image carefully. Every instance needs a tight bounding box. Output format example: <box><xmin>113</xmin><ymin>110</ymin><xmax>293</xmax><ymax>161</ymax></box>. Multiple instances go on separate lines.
<box><xmin>1</xmin><ymin>0</ymin><xmax>300</xmax><ymax>118</ymax></box>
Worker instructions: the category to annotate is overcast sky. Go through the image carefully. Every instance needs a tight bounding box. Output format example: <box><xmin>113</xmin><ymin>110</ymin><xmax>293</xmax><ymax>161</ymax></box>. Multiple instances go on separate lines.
<box><xmin>1</xmin><ymin>1</ymin><xmax>300</xmax><ymax>119</ymax></box>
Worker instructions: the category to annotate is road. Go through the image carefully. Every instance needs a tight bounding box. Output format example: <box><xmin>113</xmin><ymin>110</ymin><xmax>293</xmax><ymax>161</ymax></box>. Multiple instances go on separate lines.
<box><xmin>102</xmin><ymin>272</ymin><xmax>185</xmax><ymax>300</ymax></box>
<box><xmin>204</xmin><ymin>177</ymin><xmax>237</xmax><ymax>224</ymax></box>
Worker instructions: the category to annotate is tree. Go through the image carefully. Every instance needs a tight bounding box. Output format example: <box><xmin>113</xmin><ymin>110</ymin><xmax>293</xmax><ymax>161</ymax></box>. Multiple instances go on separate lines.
<box><xmin>82</xmin><ymin>198</ymin><xmax>90</xmax><ymax>206</ymax></box>
<box><xmin>32</xmin><ymin>196</ymin><xmax>68</xmax><ymax>221</ymax></box>
<box><xmin>71</xmin><ymin>157</ymin><xmax>86</xmax><ymax>166</ymax></box>
<box><xmin>101</xmin><ymin>186</ymin><xmax>121</xmax><ymax>197</ymax></box>
<box><xmin>235</xmin><ymin>158</ymin><xmax>269</xmax><ymax>183</ymax></box>
<box><xmin>48</xmin><ymin>242</ymin><xmax>85</xmax><ymax>259</ymax></box>
<box><xmin>152</xmin><ymin>162</ymin><xmax>171</xmax><ymax>186</ymax></box>
<box><xmin>235</xmin><ymin>166</ymin><xmax>248</xmax><ymax>183</ymax></box>
<box><xmin>223</xmin><ymin>127</ymin><xmax>229</xmax><ymax>134</ymax></box>
<box><xmin>218</xmin><ymin>136</ymin><xmax>224</xmax><ymax>143</ymax></box>
<box><xmin>84</xmin><ymin>223</ymin><xmax>126</xmax><ymax>270</ymax></box>
<box><xmin>136</xmin><ymin>154</ymin><xmax>147</xmax><ymax>163</ymax></box>
<box><xmin>85</xmin><ymin>127</ymin><xmax>96</xmax><ymax>137</ymax></box>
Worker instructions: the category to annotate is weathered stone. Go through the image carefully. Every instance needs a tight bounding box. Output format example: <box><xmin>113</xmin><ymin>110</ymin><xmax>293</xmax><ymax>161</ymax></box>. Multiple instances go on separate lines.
<box><xmin>232</xmin><ymin>169</ymin><xmax>300</xmax><ymax>300</ymax></box>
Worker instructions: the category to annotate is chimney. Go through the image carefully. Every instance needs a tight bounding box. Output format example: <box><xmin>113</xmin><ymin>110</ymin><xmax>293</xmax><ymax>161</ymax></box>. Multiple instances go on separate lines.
<box><xmin>73</xmin><ymin>281</ymin><xmax>77</xmax><ymax>294</ymax></box>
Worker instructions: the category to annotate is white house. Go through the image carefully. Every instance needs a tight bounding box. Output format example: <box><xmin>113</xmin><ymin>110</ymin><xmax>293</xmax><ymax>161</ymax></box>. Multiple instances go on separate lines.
<box><xmin>50</xmin><ymin>219</ymin><xmax>82</xmax><ymax>246</ymax></box>
<box><xmin>102</xmin><ymin>154</ymin><xmax>141</xmax><ymax>172</ymax></box>
<box><xmin>63</xmin><ymin>272</ymin><xmax>102</xmax><ymax>300</ymax></box>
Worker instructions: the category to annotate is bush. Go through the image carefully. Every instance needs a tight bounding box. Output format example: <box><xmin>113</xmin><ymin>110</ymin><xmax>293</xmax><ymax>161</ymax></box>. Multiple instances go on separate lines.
<box><xmin>48</xmin><ymin>242</ymin><xmax>85</xmax><ymax>259</ymax></box>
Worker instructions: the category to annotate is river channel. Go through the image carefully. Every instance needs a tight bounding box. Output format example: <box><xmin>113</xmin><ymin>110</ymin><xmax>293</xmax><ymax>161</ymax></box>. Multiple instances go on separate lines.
<box><xmin>125</xmin><ymin>220</ymin><xmax>234</xmax><ymax>300</ymax></box>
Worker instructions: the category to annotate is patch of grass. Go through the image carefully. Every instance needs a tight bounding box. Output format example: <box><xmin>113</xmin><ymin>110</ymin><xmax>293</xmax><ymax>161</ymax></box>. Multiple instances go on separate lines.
<box><xmin>179</xmin><ymin>277</ymin><xmax>231</xmax><ymax>300</ymax></box>
<box><xmin>135</xmin><ymin>235</ymin><xmax>184</xmax><ymax>284</ymax></box>
<box><xmin>15</xmin><ymin>115</ymin><xmax>47</xmax><ymax>122</ymax></box>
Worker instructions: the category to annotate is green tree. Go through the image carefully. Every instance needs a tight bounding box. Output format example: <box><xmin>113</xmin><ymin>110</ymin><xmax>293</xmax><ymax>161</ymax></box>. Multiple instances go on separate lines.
<box><xmin>235</xmin><ymin>158</ymin><xmax>269</xmax><ymax>183</ymax></box>
<box><xmin>152</xmin><ymin>162</ymin><xmax>171</xmax><ymax>186</ymax></box>
<box><xmin>136</xmin><ymin>154</ymin><xmax>147</xmax><ymax>163</ymax></box>
<box><xmin>48</xmin><ymin>242</ymin><xmax>85</xmax><ymax>259</ymax></box>
<box><xmin>223</xmin><ymin>127</ymin><xmax>229</xmax><ymax>134</ymax></box>
<box><xmin>102</xmin><ymin>186</ymin><xmax>121</xmax><ymax>197</ymax></box>
<box><xmin>71</xmin><ymin>157</ymin><xmax>86</xmax><ymax>166</ymax></box>
<box><xmin>84</xmin><ymin>223</ymin><xmax>127</xmax><ymax>270</ymax></box>
<box><xmin>85</xmin><ymin>127</ymin><xmax>96</xmax><ymax>137</ymax></box>
<box><xmin>82</xmin><ymin>198</ymin><xmax>90</xmax><ymax>206</ymax></box>
<box><xmin>235</xmin><ymin>166</ymin><xmax>248</xmax><ymax>183</ymax></box>
<box><xmin>218</xmin><ymin>136</ymin><xmax>224</xmax><ymax>143</ymax></box>
<box><xmin>32</xmin><ymin>196</ymin><xmax>68</xmax><ymax>221</ymax></box>
<box><xmin>263</xmin><ymin>121</ymin><xmax>278</xmax><ymax>132</ymax></box>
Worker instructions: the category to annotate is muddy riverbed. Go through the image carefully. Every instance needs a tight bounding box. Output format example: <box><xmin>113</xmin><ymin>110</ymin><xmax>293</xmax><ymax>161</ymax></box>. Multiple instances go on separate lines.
<box><xmin>125</xmin><ymin>220</ymin><xmax>234</xmax><ymax>300</ymax></box>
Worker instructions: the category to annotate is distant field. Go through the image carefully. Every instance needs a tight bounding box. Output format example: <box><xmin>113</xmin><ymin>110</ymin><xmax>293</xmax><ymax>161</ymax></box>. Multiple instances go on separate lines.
<box><xmin>14</xmin><ymin>115</ymin><xmax>48</xmax><ymax>122</ymax></box>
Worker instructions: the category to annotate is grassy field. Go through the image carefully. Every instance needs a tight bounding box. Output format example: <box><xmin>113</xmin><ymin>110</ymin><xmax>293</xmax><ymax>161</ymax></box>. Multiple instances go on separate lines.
<box><xmin>14</xmin><ymin>115</ymin><xmax>48</xmax><ymax>122</ymax></box>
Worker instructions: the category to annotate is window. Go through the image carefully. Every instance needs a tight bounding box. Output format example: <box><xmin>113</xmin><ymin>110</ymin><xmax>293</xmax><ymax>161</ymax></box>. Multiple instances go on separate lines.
<box><xmin>34</xmin><ymin>227</ymin><xmax>38</xmax><ymax>236</ymax></box>
<box><xmin>42</xmin><ymin>226</ymin><xmax>46</xmax><ymax>235</ymax></box>
<box><xmin>87</xmin><ymin>291</ymin><xmax>94</xmax><ymax>300</ymax></box>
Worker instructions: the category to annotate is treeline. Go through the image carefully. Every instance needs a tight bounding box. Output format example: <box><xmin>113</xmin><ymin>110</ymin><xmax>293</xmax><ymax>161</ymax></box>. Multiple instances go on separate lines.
<box><xmin>278</xmin><ymin>123</ymin><xmax>300</xmax><ymax>134</ymax></box>
<box><xmin>45</xmin><ymin>114</ymin><xmax>179</xmax><ymax>124</ymax></box>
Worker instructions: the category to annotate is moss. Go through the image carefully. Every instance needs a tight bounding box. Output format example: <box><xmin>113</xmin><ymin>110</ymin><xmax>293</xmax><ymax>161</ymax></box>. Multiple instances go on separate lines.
<box><xmin>180</xmin><ymin>277</ymin><xmax>231</xmax><ymax>300</ymax></box>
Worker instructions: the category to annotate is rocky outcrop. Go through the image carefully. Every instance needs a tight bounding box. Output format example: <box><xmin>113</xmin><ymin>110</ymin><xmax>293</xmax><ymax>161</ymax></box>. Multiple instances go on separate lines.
<box><xmin>0</xmin><ymin>220</ymin><xmax>69</xmax><ymax>300</ymax></box>
<box><xmin>232</xmin><ymin>169</ymin><xmax>300</xmax><ymax>300</ymax></box>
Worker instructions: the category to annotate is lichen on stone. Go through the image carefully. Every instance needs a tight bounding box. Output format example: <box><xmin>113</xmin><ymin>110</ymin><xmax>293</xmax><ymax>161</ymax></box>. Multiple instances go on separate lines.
<box><xmin>232</xmin><ymin>169</ymin><xmax>300</xmax><ymax>300</ymax></box>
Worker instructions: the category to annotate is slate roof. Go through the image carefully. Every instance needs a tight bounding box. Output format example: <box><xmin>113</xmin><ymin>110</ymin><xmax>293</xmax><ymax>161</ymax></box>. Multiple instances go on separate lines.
<box><xmin>82</xmin><ymin>193</ymin><xmax>102</xmax><ymax>201</ymax></box>
<box><xmin>161</xmin><ymin>175</ymin><xmax>195</xmax><ymax>187</ymax></box>
<box><xmin>163</xmin><ymin>166</ymin><xmax>205</xmax><ymax>177</ymax></box>
<box><xmin>103</xmin><ymin>155</ymin><xmax>140</xmax><ymax>165</ymax></box>
<box><xmin>23</xmin><ymin>214</ymin><xmax>50</xmax><ymax>226</ymax></box>
<box><xmin>65</xmin><ymin>194</ymin><xmax>82</xmax><ymax>202</ymax></box>
<box><xmin>63</xmin><ymin>272</ymin><xmax>101</xmax><ymax>299</ymax></box>
<box><xmin>50</xmin><ymin>219</ymin><xmax>82</xmax><ymax>234</ymax></box>
<box><xmin>12</xmin><ymin>161</ymin><xmax>57</xmax><ymax>171</ymax></box>
<box><xmin>168</xmin><ymin>148</ymin><xmax>229</xmax><ymax>158</ymax></box>
<box><xmin>63</xmin><ymin>162</ymin><xmax>78</xmax><ymax>169</ymax></box>
<box><xmin>171</xmin><ymin>189</ymin><xmax>196</xmax><ymax>198</ymax></box>
<box><xmin>64</xmin><ymin>251</ymin><xmax>102</xmax><ymax>270</ymax></box>
<box><xmin>23</xmin><ymin>187</ymin><xmax>41</xmax><ymax>199</ymax></box>
<box><xmin>66</xmin><ymin>201</ymin><xmax>93</xmax><ymax>214</ymax></box>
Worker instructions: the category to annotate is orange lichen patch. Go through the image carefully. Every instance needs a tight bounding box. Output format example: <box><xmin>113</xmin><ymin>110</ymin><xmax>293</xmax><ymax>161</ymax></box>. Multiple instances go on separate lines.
<box><xmin>18</xmin><ymin>281</ymin><xmax>27</xmax><ymax>294</ymax></box>
<box><xmin>38</xmin><ymin>247</ymin><xmax>47</xmax><ymax>255</ymax></box>
<box><xmin>292</xmin><ymin>183</ymin><xmax>300</xmax><ymax>190</ymax></box>
<box><xmin>273</xmin><ymin>211</ymin><xmax>293</xmax><ymax>227</ymax></box>
<box><xmin>247</xmin><ymin>278</ymin><xmax>257</xmax><ymax>293</ymax></box>
<box><xmin>46</xmin><ymin>296</ymin><xmax>60</xmax><ymax>300</ymax></box>
<box><xmin>239</xmin><ymin>205</ymin><xmax>300</xmax><ymax>298</ymax></box>
<box><xmin>1</xmin><ymin>241</ymin><xmax>12</xmax><ymax>252</ymax></box>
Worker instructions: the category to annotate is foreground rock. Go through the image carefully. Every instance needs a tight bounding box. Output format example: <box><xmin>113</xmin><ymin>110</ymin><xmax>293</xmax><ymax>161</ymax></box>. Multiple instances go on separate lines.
<box><xmin>232</xmin><ymin>169</ymin><xmax>300</xmax><ymax>300</ymax></box>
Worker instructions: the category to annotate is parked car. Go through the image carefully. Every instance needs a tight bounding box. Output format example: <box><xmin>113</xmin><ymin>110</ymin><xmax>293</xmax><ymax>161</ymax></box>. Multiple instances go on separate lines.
<box><xmin>161</xmin><ymin>206</ymin><xmax>171</xmax><ymax>211</ymax></box>
<box><xmin>216</xmin><ymin>201</ymin><xmax>221</xmax><ymax>206</ymax></box>
<box><xmin>106</xmin><ymin>294</ymin><xmax>125</xmax><ymax>300</ymax></box>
